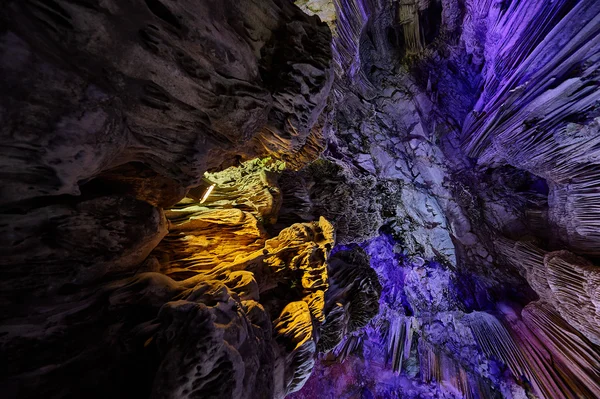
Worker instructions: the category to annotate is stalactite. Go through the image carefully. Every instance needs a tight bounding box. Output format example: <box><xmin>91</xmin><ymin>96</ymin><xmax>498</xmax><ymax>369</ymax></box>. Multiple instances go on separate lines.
<box><xmin>147</xmin><ymin>156</ymin><xmax>387</xmax><ymax>397</ymax></box>
<box><xmin>494</xmin><ymin>238</ymin><xmax>554</xmax><ymax>303</ymax></box>
<box><xmin>331</xmin><ymin>0</ymin><xmax>381</xmax><ymax>96</ymax></box>
<box><xmin>462</xmin><ymin>0</ymin><xmax>600</xmax><ymax>158</ymax></box>
<box><xmin>521</xmin><ymin>302</ymin><xmax>600</xmax><ymax>399</ymax></box>
<box><xmin>468</xmin><ymin>308</ymin><xmax>573</xmax><ymax>399</ymax></box>
<box><xmin>550</xmin><ymin>166</ymin><xmax>600</xmax><ymax>254</ymax></box>
<box><xmin>316</xmin><ymin>304</ymin><xmax>349</xmax><ymax>353</ymax></box>
<box><xmin>4</xmin><ymin>0</ymin><xmax>600</xmax><ymax>397</ymax></box>
<box><xmin>386</xmin><ymin>317</ymin><xmax>417</xmax><ymax>374</ymax></box>
<box><xmin>420</xmin><ymin>343</ymin><xmax>440</xmax><ymax>384</ymax></box>
<box><xmin>466</xmin><ymin>305</ymin><xmax>600</xmax><ymax>399</ymax></box>
<box><xmin>322</xmin><ymin>335</ymin><xmax>364</xmax><ymax>364</ymax></box>
<box><xmin>397</xmin><ymin>1</ymin><xmax>424</xmax><ymax>54</ymax></box>
<box><xmin>418</xmin><ymin>342</ymin><xmax>473</xmax><ymax>399</ymax></box>
<box><xmin>261</xmin><ymin>217</ymin><xmax>334</xmax><ymax>323</ymax></box>
<box><xmin>460</xmin><ymin>0</ymin><xmax>600</xmax><ymax>254</ymax></box>
<box><xmin>2</xmin><ymin>208</ymin><xmax>339</xmax><ymax>399</ymax></box>
<box><xmin>466</xmin><ymin>312</ymin><xmax>532</xmax><ymax>388</ymax></box>
<box><xmin>280</xmin><ymin>115</ymin><xmax>330</xmax><ymax>171</ymax></box>
<box><xmin>496</xmin><ymin>238</ymin><xmax>600</xmax><ymax>347</ymax></box>
<box><xmin>388</xmin><ymin>317</ymin><xmax>407</xmax><ymax>373</ymax></box>
<box><xmin>326</xmin><ymin>247</ymin><xmax>381</xmax><ymax>330</ymax></box>
<box><xmin>543</xmin><ymin>251</ymin><xmax>600</xmax><ymax>346</ymax></box>
<box><xmin>332</xmin><ymin>0</ymin><xmax>370</xmax><ymax>78</ymax></box>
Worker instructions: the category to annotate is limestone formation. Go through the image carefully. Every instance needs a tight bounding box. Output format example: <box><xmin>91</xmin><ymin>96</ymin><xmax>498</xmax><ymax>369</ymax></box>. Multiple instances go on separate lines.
<box><xmin>1</xmin><ymin>0</ymin><xmax>333</xmax><ymax>206</ymax></box>
<box><xmin>318</xmin><ymin>247</ymin><xmax>381</xmax><ymax>352</ymax></box>
<box><xmin>459</xmin><ymin>0</ymin><xmax>600</xmax><ymax>256</ymax></box>
<box><xmin>0</xmin><ymin>0</ymin><xmax>336</xmax><ymax>397</ymax></box>
<box><xmin>1</xmin><ymin>202</ymin><xmax>338</xmax><ymax>398</ymax></box>
<box><xmin>278</xmin><ymin>160</ymin><xmax>385</xmax><ymax>244</ymax></box>
<box><xmin>0</xmin><ymin>195</ymin><xmax>168</xmax><ymax>296</ymax></box>
<box><xmin>497</xmin><ymin>238</ymin><xmax>600</xmax><ymax>347</ymax></box>
<box><xmin>3</xmin><ymin>0</ymin><xmax>600</xmax><ymax>398</ymax></box>
<box><xmin>295</xmin><ymin>0</ymin><xmax>336</xmax><ymax>26</ymax></box>
<box><xmin>292</xmin><ymin>1</ymin><xmax>600</xmax><ymax>398</ymax></box>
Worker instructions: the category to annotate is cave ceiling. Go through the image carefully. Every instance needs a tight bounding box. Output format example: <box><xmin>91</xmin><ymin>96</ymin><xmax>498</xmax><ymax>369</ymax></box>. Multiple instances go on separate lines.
<box><xmin>1</xmin><ymin>0</ymin><xmax>600</xmax><ymax>398</ymax></box>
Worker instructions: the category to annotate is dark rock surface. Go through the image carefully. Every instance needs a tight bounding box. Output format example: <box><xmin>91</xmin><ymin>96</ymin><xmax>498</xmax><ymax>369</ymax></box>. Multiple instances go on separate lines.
<box><xmin>0</xmin><ymin>0</ymin><xmax>333</xmax><ymax>205</ymax></box>
<box><xmin>0</xmin><ymin>1</ymin><xmax>337</xmax><ymax>398</ymax></box>
<box><xmin>2</xmin><ymin>0</ymin><xmax>600</xmax><ymax>398</ymax></box>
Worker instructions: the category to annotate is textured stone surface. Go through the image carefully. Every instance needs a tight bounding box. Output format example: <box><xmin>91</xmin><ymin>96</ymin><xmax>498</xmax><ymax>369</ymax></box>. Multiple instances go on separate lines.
<box><xmin>3</xmin><ymin>0</ymin><xmax>600</xmax><ymax>398</ymax></box>
<box><xmin>497</xmin><ymin>239</ymin><xmax>600</xmax><ymax>346</ymax></box>
<box><xmin>0</xmin><ymin>195</ymin><xmax>168</xmax><ymax>296</ymax></box>
<box><xmin>0</xmin><ymin>1</ymin><xmax>336</xmax><ymax>398</ymax></box>
<box><xmin>295</xmin><ymin>0</ymin><xmax>336</xmax><ymax>24</ymax></box>
<box><xmin>292</xmin><ymin>0</ymin><xmax>600</xmax><ymax>398</ymax></box>
<box><xmin>318</xmin><ymin>247</ymin><xmax>381</xmax><ymax>352</ymax></box>
<box><xmin>277</xmin><ymin>159</ymin><xmax>385</xmax><ymax>244</ymax></box>
<box><xmin>0</xmin><ymin>192</ymin><xmax>337</xmax><ymax>398</ymax></box>
<box><xmin>0</xmin><ymin>0</ymin><xmax>333</xmax><ymax>205</ymax></box>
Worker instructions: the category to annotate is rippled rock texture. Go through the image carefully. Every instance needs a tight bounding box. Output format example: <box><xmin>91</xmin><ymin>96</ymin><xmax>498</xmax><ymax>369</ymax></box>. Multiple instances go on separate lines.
<box><xmin>3</xmin><ymin>0</ymin><xmax>600</xmax><ymax>398</ymax></box>
<box><xmin>0</xmin><ymin>0</ymin><xmax>333</xmax><ymax>205</ymax></box>
<box><xmin>290</xmin><ymin>0</ymin><xmax>600</xmax><ymax>398</ymax></box>
<box><xmin>2</xmin><ymin>151</ymin><xmax>384</xmax><ymax>399</ymax></box>
<box><xmin>0</xmin><ymin>0</ymin><xmax>343</xmax><ymax>398</ymax></box>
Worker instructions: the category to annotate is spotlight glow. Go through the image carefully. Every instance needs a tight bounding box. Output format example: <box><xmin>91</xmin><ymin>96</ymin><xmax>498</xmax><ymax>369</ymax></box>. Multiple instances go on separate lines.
<box><xmin>200</xmin><ymin>184</ymin><xmax>215</xmax><ymax>204</ymax></box>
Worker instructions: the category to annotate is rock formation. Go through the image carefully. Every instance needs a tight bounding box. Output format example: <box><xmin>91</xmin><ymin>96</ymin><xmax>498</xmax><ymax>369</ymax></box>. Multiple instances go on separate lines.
<box><xmin>2</xmin><ymin>0</ymin><xmax>600</xmax><ymax>398</ymax></box>
<box><xmin>318</xmin><ymin>246</ymin><xmax>382</xmax><ymax>352</ymax></box>
<box><xmin>291</xmin><ymin>0</ymin><xmax>600</xmax><ymax>399</ymax></box>
<box><xmin>1</xmin><ymin>0</ymin><xmax>333</xmax><ymax>206</ymax></box>
<box><xmin>0</xmin><ymin>1</ymin><xmax>346</xmax><ymax>398</ymax></box>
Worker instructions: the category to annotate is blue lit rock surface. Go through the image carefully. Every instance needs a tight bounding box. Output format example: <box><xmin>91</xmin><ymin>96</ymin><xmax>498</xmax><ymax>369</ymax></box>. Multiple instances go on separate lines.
<box><xmin>2</xmin><ymin>0</ymin><xmax>600</xmax><ymax>398</ymax></box>
<box><xmin>291</xmin><ymin>0</ymin><xmax>600</xmax><ymax>398</ymax></box>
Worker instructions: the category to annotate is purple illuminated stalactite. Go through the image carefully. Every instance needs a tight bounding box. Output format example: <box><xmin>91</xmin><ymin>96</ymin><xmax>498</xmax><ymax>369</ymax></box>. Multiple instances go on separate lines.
<box><xmin>460</xmin><ymin>0</ymin><xmax>600</xmax><ymax>255</ymax></box>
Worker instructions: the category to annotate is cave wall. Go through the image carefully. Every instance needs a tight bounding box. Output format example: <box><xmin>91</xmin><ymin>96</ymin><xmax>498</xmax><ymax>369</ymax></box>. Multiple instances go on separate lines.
<box><xmin>0</xmin><ymin>1</ymin><xmax>350</xmax><ymax>398</ymax></box>
<box><xmin>292</xmin><ymin>0</ymin><xmax>600</xmax><ymax>398</ymax></box>
<box><xmin>2</xmin><ymin>0</ymin><xmax>600</xmax><ymax>398</ymax></box>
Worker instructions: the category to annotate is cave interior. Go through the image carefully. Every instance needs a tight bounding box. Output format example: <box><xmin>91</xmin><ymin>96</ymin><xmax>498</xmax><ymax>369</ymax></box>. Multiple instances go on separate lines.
<box><xmin>1</xmin><ymin>0</ymin><xmax>600</xmax><ymax>398</ymax></box>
